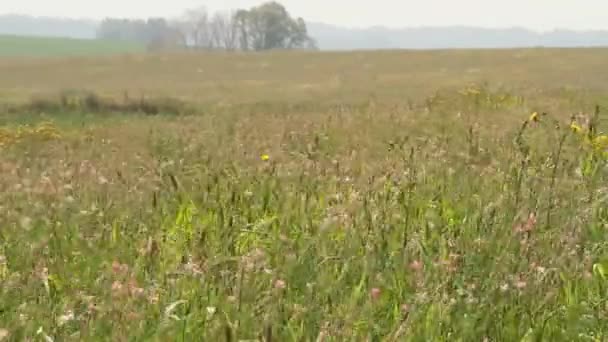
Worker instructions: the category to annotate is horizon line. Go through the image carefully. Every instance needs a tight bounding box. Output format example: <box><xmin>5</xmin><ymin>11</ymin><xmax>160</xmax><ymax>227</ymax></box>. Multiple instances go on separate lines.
<box><xmin>2</xmin><ymin>12</ymin><xmax>608</xmax><ymax>34</ymax></box>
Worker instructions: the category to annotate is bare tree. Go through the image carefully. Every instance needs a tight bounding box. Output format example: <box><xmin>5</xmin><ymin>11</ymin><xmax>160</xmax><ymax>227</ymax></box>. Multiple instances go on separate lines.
<box><xmin>97</xmin><ymin>17</ymin><xmax>185</xmax><ymax>51</ymax></box>
<box><xmin>179</xmin><ymin>6</ymin><xmax>213</xmax><ymax>48</ymax></box>
<box><xmin>210</xmin><ymin>11</ymin><xmax>238</xmax><ymax>50</ymax></box>
<box><xmin>234</xmin><ymin>9</ymin><xmax>250</xmax><ymax>51</ymax></box>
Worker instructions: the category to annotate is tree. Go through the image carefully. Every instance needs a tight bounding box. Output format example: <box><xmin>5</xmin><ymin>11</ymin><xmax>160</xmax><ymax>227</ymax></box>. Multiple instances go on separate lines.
<box><xmin>210</xmin><ymin>11</ymin><xmax>238</xmax><ymax>50</ymax></box>
<box><xmin>179</xmin><ymin>7</ymin><xmax>213</xmax><ymax>48</ymax></box>
<box><xmin>97</xmin><ymin>18</ymin><xmax>184</xmax><ymax>51</ymax></box>
<box><xmin>145</xmin><ymin>19</ymin><xmax>184</xmax><ymax>52</ymax></box>
<box><xmin>232</xmin><ymin>2</ymin><xmax>315</xmax><ymax>51</ymax></box>
<box><xmin>234</xmin><ymin>9</ymin><xmax>251</xmax><ymax>51</ymax></box>
<box><xmin>96</xmin><ymin>2</ymin><xmax>315</xmax><ymax>52</ymax></box>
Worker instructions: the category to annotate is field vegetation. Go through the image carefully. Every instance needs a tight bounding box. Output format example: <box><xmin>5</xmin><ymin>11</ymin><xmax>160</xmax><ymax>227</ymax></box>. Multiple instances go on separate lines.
<box><xmin>1</xmin><ymin>48</ymin><xmax>608</xmax><ymax>340</ymax></box>
<box><xmin>0</xmin><ymin>35</ymin><xmax>144</xmax><ymax>58</ymax></box>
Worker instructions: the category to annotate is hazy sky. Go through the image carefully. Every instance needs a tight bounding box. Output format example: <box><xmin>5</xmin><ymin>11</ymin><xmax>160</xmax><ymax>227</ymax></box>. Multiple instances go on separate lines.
<box><xmin>1</xmin><ymin>0</ymin><xmax>606</xmax><ymax>31</ymax></box>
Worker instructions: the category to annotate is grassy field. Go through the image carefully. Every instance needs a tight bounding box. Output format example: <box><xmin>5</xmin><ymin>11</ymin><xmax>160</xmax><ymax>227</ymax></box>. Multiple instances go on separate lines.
<box><xmin>1</xmin><ymin>48</ymin><xmax>608</xmax><ymax>340</ymax></box>
<box><xmin>0</xmin><ymin>35</ymin><xmax>144</xmax><ymax>58</ymax></box>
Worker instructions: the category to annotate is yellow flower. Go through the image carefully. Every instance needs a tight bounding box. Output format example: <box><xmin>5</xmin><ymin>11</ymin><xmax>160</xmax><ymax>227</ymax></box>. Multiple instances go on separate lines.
<box><xmin>261</xmin><ymin>154</ymin><xmax>270</xmax><ymax>161</ymax></box>
<box><xmin>529</xmin><ymin>112</ymin><xmax>539</xmax><ymax>122</ymax></box>
<box><xmin>593</xmin><ymin>135</ymin><xmax>608</xmax><ymax>149</ymax></box>
<box><xmin>468</xmin><ymin>88</ymin><xmax>481</xmax><ymax>96</ymax></box>
<box><xmin>570</xmin><ymin>123</ymin><xmax>582</xmax><ymax>134</ymax></box>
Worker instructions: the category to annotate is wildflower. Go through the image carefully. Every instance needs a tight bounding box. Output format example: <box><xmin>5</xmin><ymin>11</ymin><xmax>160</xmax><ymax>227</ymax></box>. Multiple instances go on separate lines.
<box><xmin>370</xmin><ymin>287</ymin><xmax>382</xmax><ymax>301</ymax></box>
<box><xmin>261</xmin><ymin>154</ymin><xmax>270</xmax><ymax>161</ymax></box>
<box><xmin>593</xmin><ymin>135</ymin><xmax>608</xmax><ymax>149</ymax></box>
<box><xmin>274</xmin><ymin>279</ymin><xmax>287</xmax><ymax>290</ymax></box>
<box><xmin>514</xmin><ymin>213</ymin><xmax>537</xmax><ymax>234</ymax></box>
<box><xmin>57</xmin><ymin>310</ymin><xmax>75</xmax><ymax>326</ymax></box>
<box><xmin>571</xmin><ymin>123</ymin><xmax>582</xmax><ymax>133</ymax></box>
<box><xmin>529</xmin><ymin>112</ymin><xmax>539</xmax><ymax>122</ymax></box>
<box><xmin>409</xmin><ymin>260</ymin><xmax>423</xmax><ymax>272</ymax></box>
<box><xmin>206</xmin><ymin>306</ymin><xmax>217</xmax><ymax>319</ymax></box>
<box><xmin>111</xmin><ymin>281</ymin><xmax>127</xmax><ymax>298</ymax></box>
<box><xmin>111</xmin><ymin>261</ymin><xmax>129</xmax><ymax>275</ymax></box>
<box><xmin>111</xmin><ymin>261</ymin><xmax>122</xmax><ymax>274</ymax></box>
<box><xmin>127</xmin><ymin>279</ymin><xmax>145</xmax><ymax>298</ymax></box>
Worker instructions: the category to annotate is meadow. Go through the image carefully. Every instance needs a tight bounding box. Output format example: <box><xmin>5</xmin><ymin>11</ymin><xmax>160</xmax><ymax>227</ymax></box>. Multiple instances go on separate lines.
<box><xmin>1</xmin><ymin>48</ymin><xmax>608</xmax><ymax>341</ymax></box>
<box><xmin>0</xmin><ymin>35</ymin><xmax>144</xmax><ymax>58</ymax></box>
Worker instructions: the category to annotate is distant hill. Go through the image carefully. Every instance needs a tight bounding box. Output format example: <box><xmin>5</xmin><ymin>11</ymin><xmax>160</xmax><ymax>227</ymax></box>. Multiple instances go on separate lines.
<box><xmin>0</xmin><ymin>14</ymin><xmax>97</xmax><ymax>39</ymax></box>
<box><xmin>2</xmin><ymin>14</ymin><xmax>608</xmax><ymax>51</ymax></box>
<box><xmin>0</xmin><ymin>35</ymin><xmax>144</xmax><ymax>57</ymax></box>
<box><xmin>307</xmin><ymin>23</ymin><xmax>608</xmax><ymax>50</ymax></box>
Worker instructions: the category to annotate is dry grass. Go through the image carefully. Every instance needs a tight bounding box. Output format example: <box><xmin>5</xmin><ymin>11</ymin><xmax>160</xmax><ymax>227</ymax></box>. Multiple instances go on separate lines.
<box><xmin>2</xmin><ymin>48</ymin><xmax>608</xmax><ymax>108</ymax></box>
<box><xmin>1</xmin><ymin>48</ymin><xmax>608</xmax><ymax>340</ymax></box>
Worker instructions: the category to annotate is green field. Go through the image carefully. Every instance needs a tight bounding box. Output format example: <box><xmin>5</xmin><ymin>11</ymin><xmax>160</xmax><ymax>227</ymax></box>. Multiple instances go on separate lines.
<box><xmin>0</xmin><ymin>35</ymin><xmax>145</xmax><ymax>57</ymax></box>
<box><xmin>1</xmin><ymin>49</ymin><xmax>608</xmax><ymax>340</ymax></box>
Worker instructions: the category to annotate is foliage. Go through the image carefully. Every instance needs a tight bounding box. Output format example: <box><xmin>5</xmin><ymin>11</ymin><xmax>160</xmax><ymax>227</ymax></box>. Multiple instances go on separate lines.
<box><xmin>0</xmin><ymin>121</ymin><xmax>62</xmax><ymax>148</ymax></box>
<box><xmin>96</xmin><ymin>2</ymin><xmax>315</xmax><ymax>52</ymax></box>
<box><xmin>234</xmin><ymin>2</ymin><xmax>316</xmax><ymax>51</ymax></box>
<box><xmin>8</xmin><ymin>91</ymin><xmax>193</xmax><ymax>116</ymax></box>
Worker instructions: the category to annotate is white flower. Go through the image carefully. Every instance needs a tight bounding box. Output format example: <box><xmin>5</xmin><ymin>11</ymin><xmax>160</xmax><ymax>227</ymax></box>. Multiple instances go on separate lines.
<box><xmin>57</xmin><ymin>310</ymin><xmax>75</xmax><ymax>326</ymax></box>
<box><xmin>206</xmin><ymin>307</ymin><xmax>216</xmax><ymax>319</ymax></box>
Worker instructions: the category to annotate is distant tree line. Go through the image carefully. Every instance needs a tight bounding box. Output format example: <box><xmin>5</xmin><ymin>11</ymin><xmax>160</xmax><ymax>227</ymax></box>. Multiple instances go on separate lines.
<box><xmin>96</xmin><ymin>1</ymin><xmax>317</xmax><ymax>51</ymax></box>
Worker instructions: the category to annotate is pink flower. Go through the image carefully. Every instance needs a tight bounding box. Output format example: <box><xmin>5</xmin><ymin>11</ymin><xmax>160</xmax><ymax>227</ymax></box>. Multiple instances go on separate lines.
<box><xmin>370</xmin><ymin>288</ymin><xmax>382</xmax><ymax>301</ymax></box>
<box><xmin>274</xmin><ymin>279</ymin><xmax>287</xmax><ymax>290</ymax></box>
<box><xmin>409</xmin><ymin>260</ymin><xmax>423</xmax><ymax>272</ymax></box>
<box><xmin>514</xmin><ymin>213</ymin><xmax>537</xmax><ymax>234</ymax></box>
<box><xmin>127</xmin><ymin>279</ymin><xmax>145</xmax><ymax>298</ymax></box>
<box><xmin>111</xmin><ymin>281</ymin><xmax>127</xmax><ymax>298</ymax></box>
<box><xmin>111</xmin><ymin>261</ymin><xmax>129</xmax><ymax>275</ymax></box>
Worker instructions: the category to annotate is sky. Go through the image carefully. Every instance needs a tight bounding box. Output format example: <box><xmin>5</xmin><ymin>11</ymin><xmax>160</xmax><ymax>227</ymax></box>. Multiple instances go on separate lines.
<box><xmin>1</xmin><ymin>0</ymin><xmax>607</xmax><ymax>31</ymax></box>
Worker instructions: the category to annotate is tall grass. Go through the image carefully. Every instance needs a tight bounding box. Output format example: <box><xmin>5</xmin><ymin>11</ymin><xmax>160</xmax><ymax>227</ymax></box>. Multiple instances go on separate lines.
<box><xmin>0</xmin><ymin>88</ymin><xmax>607</xmax><ymax>340</ymax></box>
<box><xmin>2</xmin><ymin>48</ymin><xmax>608</xmax><ymax>340</ymax></box>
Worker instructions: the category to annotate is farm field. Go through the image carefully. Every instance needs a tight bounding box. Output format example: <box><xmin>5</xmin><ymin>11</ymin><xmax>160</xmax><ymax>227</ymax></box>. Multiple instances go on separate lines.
<box><xmin>1</xmin><ymin>48</ymin><xmax>608</xmax><ymax>340</ymax></box>
<box><xmin>0</xmin><ymin>35</ymin><xmax>144</xmax><ymax>58</ymax></box>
